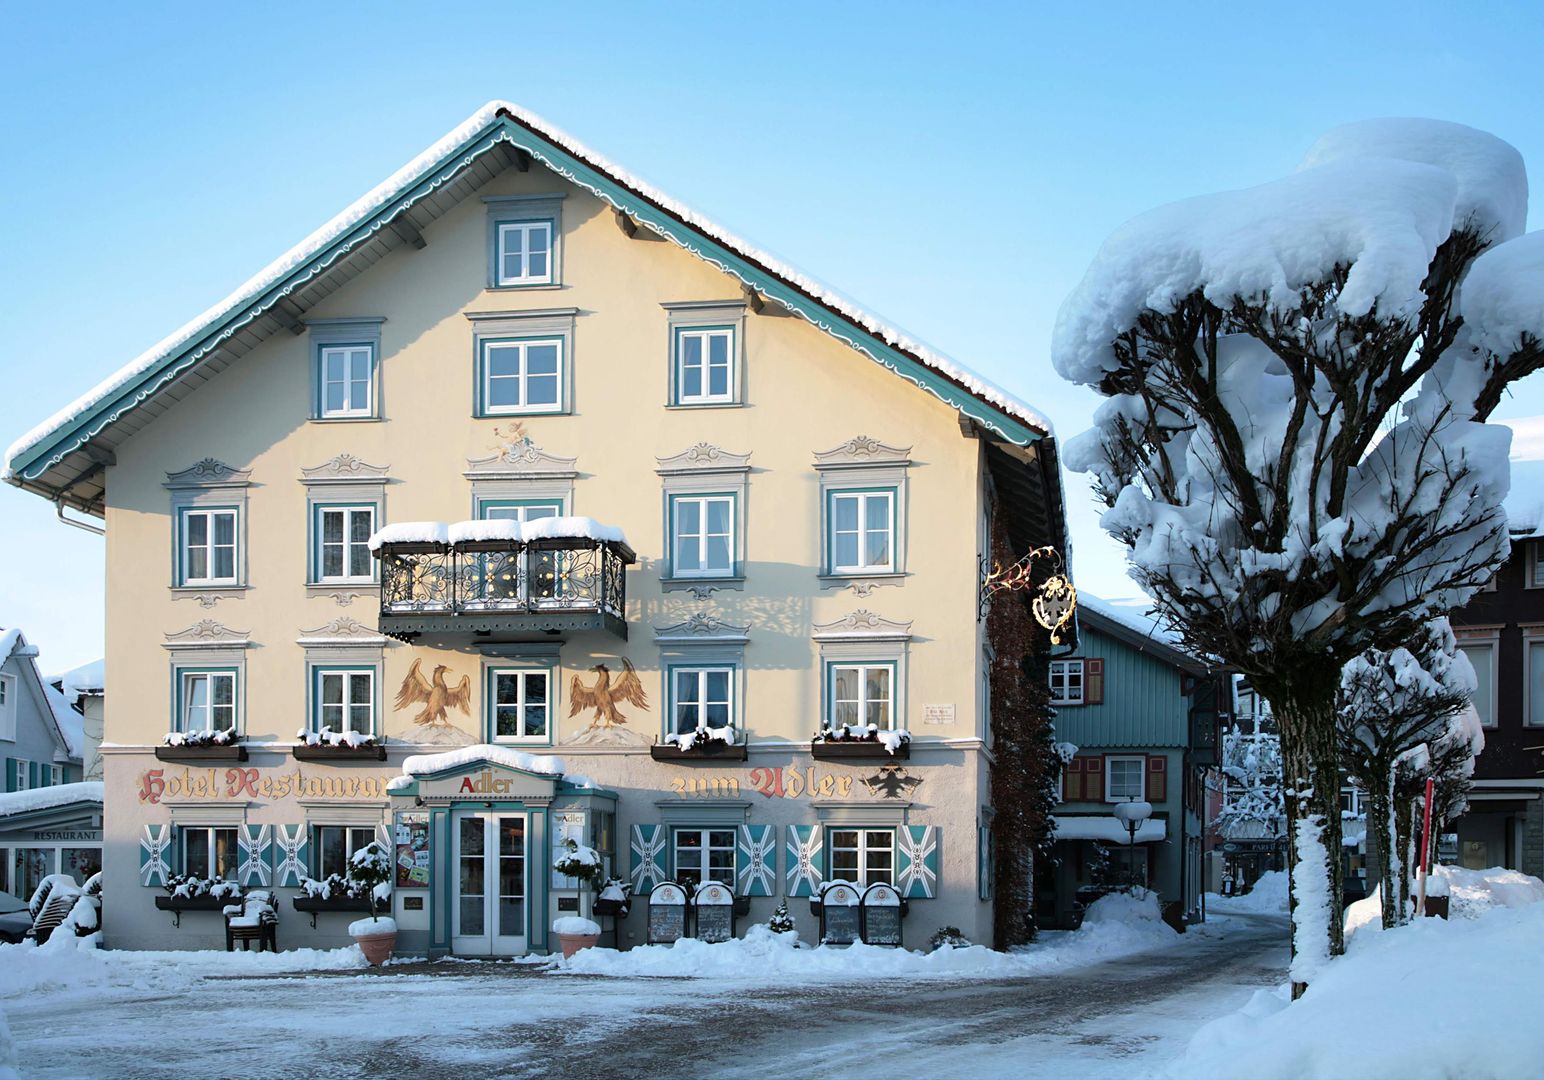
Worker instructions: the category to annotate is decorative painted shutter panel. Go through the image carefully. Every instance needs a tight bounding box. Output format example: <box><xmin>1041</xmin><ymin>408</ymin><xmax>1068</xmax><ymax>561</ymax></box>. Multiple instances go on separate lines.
<box><xmin>237</xmin><ymin>824</ymin><xmax>273</xmax><ymax>887</ymax></box>
<box><xmin>1063</xmin><ymin>756</ymin><xmax>1083</xmax><ymax>802</ymax></box>
<box><xmin>27</xmin><ymin>762</ymin><xmax>39</xmax><ymax>789</ymax></box>
<box><xmin>785</xmin><ymin>825</ymin><xmax>824</xmax><ymax>897</ymax></box>
<box><xmin>736</xmin><ymin>824</ymin><xmax>776</xmax><ymax>897</ymax></box>
<box><xmin>139</xmin><ymin>824</ymin><xmax>173</xmax><ymax>887</ymax></box>
<box><xmin>2</xmin><ymin>758</ymin><xmax>12</xmax><ymax>793</ymax></box>
<box><xmin>897</xmin><ymin>825</ymin><xmax>940</xmax><ymax>898</ymax></box>
<box><xmin>1147</xmin><ymin>755</ymin><xmax>1167</xmax><ymax>803</ymax></box>
<box><xmin>1083</xmin><ymin>756</ymin><xmax>1104</xmax><ymax>802</ymax></box>
<box><xmin>629</xmin><ymin>824</ymin><xmax>667</xmax><ymax>893</ymax></box>
<box><xmin>274</xmin><ymin>823</ymin><xmax>310</xmax><ymax>887</ymax></box>
<box><xmin>1084</xmin><ymin>659</ymin><xmax>1105</xmax><ymax>705</ymax></box>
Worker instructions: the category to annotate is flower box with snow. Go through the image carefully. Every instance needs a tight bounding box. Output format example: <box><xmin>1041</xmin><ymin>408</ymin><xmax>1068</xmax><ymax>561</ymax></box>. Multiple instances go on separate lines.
<box><xmin>155</xmin><ymin>893</ymin><xmax>235</xmax><ymax>913</ymax></box>
<box><xmin>291</xmin><ymin>894</ymin><xmax>375</xmax><ymax>914</ymax></box>
<box><xmin>155</xmin><ymin>729</ymin><xmax>247</xmax><ymax>762</ymax></box>
<box><xmin>649</xmin><ymin>726</ymin><xmax>747</xmax><ymax>761</ymax></box>
<box><xmin>157</xmin><ymin>875</ymin><xmax>243</xmax><ymax>922</ymax></box>
<box><xmin>810</xmin><ymin>725</ymin><xmax>910</xmax><ymax>760</ymax></box>
<box><xmin>292</xmin><ymin>729</ymin><xmax>387</xmax><ymax>762</ymax></box>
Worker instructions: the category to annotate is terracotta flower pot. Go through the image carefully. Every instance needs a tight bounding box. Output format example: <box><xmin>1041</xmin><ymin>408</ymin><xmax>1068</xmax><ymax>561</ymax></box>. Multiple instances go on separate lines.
<box><xmin>353</xmin><ymin>929</ymin><xmax>397</xmax><ymax>966</ymax></box>
<box><xmin>558</xmin><ymin>932</ymin><xmax>599</xmax><ymax>958</ymax></box>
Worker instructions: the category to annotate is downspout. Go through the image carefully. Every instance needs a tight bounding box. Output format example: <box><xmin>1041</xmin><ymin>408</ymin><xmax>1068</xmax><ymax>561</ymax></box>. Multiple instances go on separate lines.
<box><xmin>56</xmin><ymin>498</ymin><xmax>105</xmax><ymax>536</ymax></box>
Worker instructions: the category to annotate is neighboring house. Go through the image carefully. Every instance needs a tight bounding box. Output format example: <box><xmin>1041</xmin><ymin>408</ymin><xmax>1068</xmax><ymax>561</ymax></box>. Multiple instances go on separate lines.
<box><xmin>1036</xmin><ymin>596</ymin><xmax>1225</xmax><ymax>929</ymax></box>
<box><xmin>1207</xmin><ymin>677</ymin><xmax>1287</xmax><ymax>893</ymax></box>
<box><xmin>2</xmin><ymin>103</ymin><xmax>1070</xmax><ymax>954</ymax></box>
<box><xmin>1445</xmin><ymin>417</ymin><xmax>1544</xmax><ymax>878</ymax></box>
<box><xmin>0</xmin><ymin>629</ymin><xmax>98</xmax><ymax>898</ymax></box>
<box><xmin>52</xmin><ymin>659</ymin><xmax>105</xmax><ymax>781</ymax></box>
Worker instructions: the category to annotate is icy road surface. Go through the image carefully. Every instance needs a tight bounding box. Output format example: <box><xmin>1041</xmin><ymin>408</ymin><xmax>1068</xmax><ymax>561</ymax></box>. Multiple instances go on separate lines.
<box><xmin>7</xmin><ymin>913</ymin><xmax>1286</xmax><ymax>1079</ymax></box>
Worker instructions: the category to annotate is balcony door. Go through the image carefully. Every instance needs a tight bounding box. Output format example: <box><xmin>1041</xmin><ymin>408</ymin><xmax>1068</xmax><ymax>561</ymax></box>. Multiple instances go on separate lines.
<box><xmin>481</xmin><ymin>502</ymin><xmax>562</xmax><ymax>604</ymax></box>
<box><xmin>452</xmin><ymin>811</ymin><xmax>528</xmax><ymax>956</ymax></box>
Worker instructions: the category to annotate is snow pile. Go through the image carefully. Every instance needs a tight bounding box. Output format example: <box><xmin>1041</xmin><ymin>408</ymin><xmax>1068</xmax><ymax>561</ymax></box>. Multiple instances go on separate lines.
<box><xmin>347</xmin><ymin>916</ymin><xmax>397</xmax><ymax>937</ymax></box>
<box><xmin>367</xmin><ymin>522</ymin><xmax>449</xmax><ymax>550</ymax></box>
<box><xmin>1434</xmin><ymin>864</ymin><xmax>1544</xmax><ymax>918</ymax></box>
<box><xmin>56</xmin><ymin>658</ymin><xmax>105</xmax><ymax>699</ymax></box>
<box><xmin>1208</xmin><ymin>870</ymin><xmax>1290</xmax><ymax>914</ymax></box>
<box><xmin>0</xmin><ymin>782</ymin><xmax>103</xmax><ymax>818</ymax></box>
<box><xmin>163</xmin><ymin>728</ymin><xmax>236</xmax><ymax>747</ymax></box>
<box><xmin>389</xmin><ymin>744</ymin><xmax>566</xmax><ymax>789</ymax></box>
<box><xmin>813</xmin><ymin>724</ymin><xmax>912</xmax><ymax>754</ymax></box>
<box><xmin>551</xmin><ymin>917</ymin><xmax>601</xmax><ymax>936</ymax></box>
<box><xmin>1164</xmin><ymin>901</ymin><xmax>1544</xmax><ymax>1079</ymax></box>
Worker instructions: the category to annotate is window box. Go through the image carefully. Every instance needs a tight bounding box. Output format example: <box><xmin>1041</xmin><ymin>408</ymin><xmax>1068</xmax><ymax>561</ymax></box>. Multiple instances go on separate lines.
<box><xmin>811</xmin><ymin>739</ymin><xmax>910</xmax><ymax>762</ymax></box>
<box><xmin>154</xmin><ymin>743</ymin><xmax>249</xmax><ymax>763</ymax></box>
<box><xmin>292</xmin><ymin>894</ymin><xmax>374</xmax><ymax>914</ymax></box>
<box><xmin>292</xmin><ymin>743</ymin><xmax>387</xmax><ymax>762</ymax></box>
<box><xmin>649</xmin><ymin>740</ymin><xmax>748</xmax><ymax>762</ymax></box>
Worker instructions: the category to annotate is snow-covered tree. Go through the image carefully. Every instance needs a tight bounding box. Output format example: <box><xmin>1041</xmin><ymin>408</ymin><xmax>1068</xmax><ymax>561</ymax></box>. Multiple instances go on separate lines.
<box><xmin>1216</xmin><ymin>726</ymin><xmax>1285</xmax><ymax>839</ymax></box>
<box><xmin>1337</xmin><ymin>618</ymin><xmax>1476</xmax><ymax>928</ymax></box>
<box><xmin>1054</xmin><ymin>119</ymin><xmax>1543</xmax><ymax>990</ymax></box>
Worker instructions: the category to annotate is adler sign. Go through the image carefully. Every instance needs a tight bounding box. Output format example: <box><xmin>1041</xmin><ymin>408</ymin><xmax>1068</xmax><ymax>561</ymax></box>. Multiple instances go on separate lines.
<box><xmin>413</xmin><ymin>768</ymin><xmax>557</xmax><ymax>801</ymax></box>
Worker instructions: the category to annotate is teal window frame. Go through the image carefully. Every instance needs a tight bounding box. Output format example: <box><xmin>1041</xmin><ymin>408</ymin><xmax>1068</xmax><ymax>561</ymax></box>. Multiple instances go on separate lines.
<box><xmin>666</xmin><ymin>663</ymin><xmax>737</xmax><ymax>737</ymax></box>
<box><xmin>309</xmin><ymin>664</ymin><xmax>380</xmax><ymax>737</ymax></box>
<box><xmin>671</xmin><ymin>324</ymin><xmax>737</xmax><ymax>406</ymax></box>
<box><xmin>826</xmin><ymin>826</ymin><xmax>895</xmax><ymax>888</ymax></box>
<box><xmin>176</xmin><ymin>505</ymin><xmax>241</xmax><ymax>586</ymax></box>
<box><xmin>174</xmin><ymin>666</ymin><xmax>240</xmax><ymax>735</ymax></box>
<box><xmin>666</xmin><ymin>491</ymin><xmax>738</xmax><ymax>580</ymax></box>
<box><xmin>475</xmin><ymin>497</ymin><xmax>565</xmax><ymax>520</ymax></box>
<box><xmin>823</xmin><ymin>660</ymin><xmax>898</xmax><ymax>732</ymax></box>
<box><xmin>314</xmin><ymin>341</ymin><xmax>377</xmax><ymax>419</ymax></box>
<box><xmin>824</xmin><ymin>486</ymin><xmax>897</xmax><ymax>575</ymax></box>
<box><xmin>485</xmin><ymin>663</ymin><xmax>555</xmax><ymax>746</ymax></box>
<box><xmin>492</xmin><ymin>216</ymin><xmax>556</xmax><ymax>288</ymax></box>
<box><xmin>310</xmin><ymin>502</ymin><xmax>379</xmax><ymax>585</ymax></box>
<box><xmin>475</xmin><ymin>335</ymin><xmax>566</xmax><ymax>417</ymax></box>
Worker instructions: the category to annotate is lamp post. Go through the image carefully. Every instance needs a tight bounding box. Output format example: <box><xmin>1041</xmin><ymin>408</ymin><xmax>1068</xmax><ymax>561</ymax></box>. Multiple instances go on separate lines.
<box><xmin>1112</xmin><ymin>797</ymin><xmax>1153</xmax><ymax>893</ymax></box>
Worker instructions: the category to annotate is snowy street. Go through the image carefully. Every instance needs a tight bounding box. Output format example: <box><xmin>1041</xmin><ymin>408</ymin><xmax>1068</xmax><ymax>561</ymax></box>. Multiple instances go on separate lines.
<box><xmin>4</xmin><ymin>913</ymin><xmax>1285</xmax><ymax>1079</ymax></box>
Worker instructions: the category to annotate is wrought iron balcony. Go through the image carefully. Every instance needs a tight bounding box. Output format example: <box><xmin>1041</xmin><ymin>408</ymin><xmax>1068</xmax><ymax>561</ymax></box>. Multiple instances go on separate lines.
<box><xmin>374</xmin><ymin>535</ymin><xmax>634</xmax><ymax>641</ymax></box>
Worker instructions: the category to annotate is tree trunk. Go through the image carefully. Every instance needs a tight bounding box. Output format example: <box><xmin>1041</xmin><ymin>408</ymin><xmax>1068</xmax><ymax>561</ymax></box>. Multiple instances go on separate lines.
<box><xmin>1395</xmin><ymin>801</ymin><xmax>1415</xmax><ymax>919</ymax></box>
<box><xmin>1367</xmin><ymin>768</ymin><xmax>1400</xmax><ymax>930</ymax></box>
<box><xmin>1263</xmin><ymin>677</ymin><xmax>1345</xmax><ymax>998</ymax></box>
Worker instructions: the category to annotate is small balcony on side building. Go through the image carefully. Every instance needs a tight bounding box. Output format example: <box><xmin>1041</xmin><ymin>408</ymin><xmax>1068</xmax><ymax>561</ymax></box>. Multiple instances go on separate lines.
<box><xmin>371</xmin><ymin>518</ymin><xmax>634</xmax><ymax>642</ymax></box>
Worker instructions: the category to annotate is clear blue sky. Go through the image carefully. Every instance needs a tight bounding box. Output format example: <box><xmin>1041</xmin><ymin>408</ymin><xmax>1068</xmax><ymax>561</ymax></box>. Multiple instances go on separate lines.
<box><xmin>4</xmin><ymin>1</ymin><xmax>1543</xmax><ymax>671</ymax></box>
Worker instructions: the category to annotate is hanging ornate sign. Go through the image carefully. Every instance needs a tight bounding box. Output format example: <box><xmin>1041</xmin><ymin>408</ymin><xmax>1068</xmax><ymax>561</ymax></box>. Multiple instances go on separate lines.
<box><xmin>979</xmin><ymin>545</ymin><xmax>1077</xmax><ymax>643</ymax></box>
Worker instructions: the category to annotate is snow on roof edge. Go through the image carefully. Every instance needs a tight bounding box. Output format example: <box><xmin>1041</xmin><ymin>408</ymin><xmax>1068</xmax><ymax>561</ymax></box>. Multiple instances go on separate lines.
<box><xmin>5</xmin><ymin>100</ymin><xmax>1051</xmax><ymax>480</ymax></box>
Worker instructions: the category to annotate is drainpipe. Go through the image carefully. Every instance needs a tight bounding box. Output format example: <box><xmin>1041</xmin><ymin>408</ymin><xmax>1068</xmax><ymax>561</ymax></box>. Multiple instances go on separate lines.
<box><xmin>56</xmin><ymin>498</ymin><xmax>105</xmax><ymax>536</ymax></box>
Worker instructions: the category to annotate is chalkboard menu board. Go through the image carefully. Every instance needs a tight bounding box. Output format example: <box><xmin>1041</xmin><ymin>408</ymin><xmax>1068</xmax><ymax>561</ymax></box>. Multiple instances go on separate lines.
<box><xmin>821</xmin><ymin>883</ymin><xmax>861</xmax><ymax>944</ymax></box>
<box><xmin>695</xmin><ymin>882</ymin><xmax>735</xmax><ymax>943</ymax></box>
<box><xmin>862</xmin><ymin>903</ymin><xmax>902</xmax><ymax>946</ymax></box>
<box><xmin>648</xmin><ymin>883</ymin><xmax>687</xmax><ymax>945</ymax></box>
<box><xmin>394</xmin><ymin>812</ymin><xmax>430</xmax><ymax>888</ymax></box>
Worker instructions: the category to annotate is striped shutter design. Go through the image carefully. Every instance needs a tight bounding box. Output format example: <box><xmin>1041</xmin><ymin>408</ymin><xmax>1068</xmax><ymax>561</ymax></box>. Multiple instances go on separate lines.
<box><xmin>237</xmin><ymin>824</ymin><xmax>273</xmax><ymax>887</ymax></box>
<box><xmin>1083</xmin><ymin>756</ymin><xmax>1105</xmax><ymax>802</ymax></box>
<box><xmin>274</xmin><ymin>823</ymin><xmax>310</xmax><ymax>887</ymax></box>
<box><xmin>1084</xmin><ymin>659</ymin><xmax>1105</xmax><ymax>704</ymax></box>
<box><xmin>1147</xmin><ymin>755</ymin><xmax>1167</xmax><ymax>802</ymax></box>
<box><xmin>736</xmin><ymin>824</ymin><xmax>776</xmax><ymax>897</ymax></box>
<box><xmin>139</xmin><ymin>824</ymin><xmax>173</xmax><ymax>887</ymax></box>
<box><xmin>629</xmin><ymin>824</ymin><xmax>667</xmax><ymax>893</ymax></box>
<box><xmin>785</xmin><ymin>825</ymin><xmax>824</xmax><ymax>897</ymax></box>
<box><xmin>897</xmin><ymin>825</ymin><xmax>940</xmax><ymax>898</ymax></box>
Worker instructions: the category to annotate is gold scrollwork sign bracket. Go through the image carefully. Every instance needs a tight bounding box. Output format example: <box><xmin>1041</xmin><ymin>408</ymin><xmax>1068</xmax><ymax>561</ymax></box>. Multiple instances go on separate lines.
<box><xmin>979</xmin><ymin>546</ymin><xmax>1077</xmax><ymax>644</ymax></box>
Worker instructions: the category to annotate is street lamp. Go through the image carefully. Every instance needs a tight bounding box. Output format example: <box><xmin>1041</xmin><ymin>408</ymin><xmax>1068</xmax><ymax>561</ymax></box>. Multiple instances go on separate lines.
<box><xmin>1112</xmin><ymin>797</ymin><xmax>1153</xmax><ymax>893</ymax></box>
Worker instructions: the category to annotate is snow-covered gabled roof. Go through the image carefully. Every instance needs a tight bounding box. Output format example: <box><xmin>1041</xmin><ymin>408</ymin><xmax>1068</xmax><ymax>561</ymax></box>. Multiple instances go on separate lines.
<box><xmin>0</xmin><ymin>629</ymin><xmax>84</xmax><ymax>763</ymax></box>
<box><xmin>1075</xmin><ymin>593</ymin><xmax>1211</xmax><ymax>675</ymax></box>
<box><xmin>55</xmin><ymin>657</ymin><xmax>105</xmax><ymax>699</ymax></box>
<box><xmin>5</xmin><ymin>101</ymin><xmax>1053</xmax><ymax>508</ymax></box>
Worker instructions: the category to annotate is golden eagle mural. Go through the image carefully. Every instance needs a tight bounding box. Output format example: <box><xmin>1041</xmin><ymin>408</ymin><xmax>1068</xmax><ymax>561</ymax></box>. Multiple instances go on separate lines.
<box><xmin>569</xmin><ymin>658</ymin><xmax>649</xmax><ymax>729</ymax></box>
<box><xmin>395</xmin><ymin>659</ymin><xmax>472</xmax><ymax>728</ymax></box>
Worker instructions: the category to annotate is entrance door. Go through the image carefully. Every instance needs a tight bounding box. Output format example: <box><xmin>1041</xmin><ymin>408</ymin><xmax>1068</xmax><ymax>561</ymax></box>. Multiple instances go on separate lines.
<box><xmin>451</xmin><ymin>812</ymin><xmax>528</xmax><ymax>955</ymax></box>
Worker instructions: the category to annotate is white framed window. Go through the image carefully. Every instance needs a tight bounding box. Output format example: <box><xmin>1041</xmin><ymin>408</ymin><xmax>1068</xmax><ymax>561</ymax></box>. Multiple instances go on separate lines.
<box><xmin>490</xmin><ymin>669</ymin><xmax>550</xmax><ymax>742</ymax></box>
<box><xmin>11</xmin><ymin>759</ymin><xmax>29</xmax><ymax>793</ymax></box>
<box><xmin>670</xmin><ymin>494</ymin><xmax>735</xmax><ymax>578</ymax></box>
<box><xmin>1528</xmin><ymin>640</ymin><xmax>1544</xmax><ymax>728</ymax></box>
<box><xmin>315</xmin><ymin>825</ymin><xmax>376</xmax><ymax>879</ymax></box>
<box><xmin>828</xmin><ymin>828</ymin><xmax>894</xmax><ymax>887</ymax></box>
<box><xmin>315</xmin><ymin>506</ymin><xmax>376</xmax><ymax>584</ymax></box>
<box><xmin>179</xmin><ymin>508</ymin><xmax>239</xmax><ymax>586</ymax></box>
<box><xmin>318</xmin><ymin>345</ymin><xmax>374</xmax><ymax>418</ymax></box>
<box><xmin>479</xmin><ymin>338</ymin><xmax>563</xmax><ymax>415</ymax></box>
<box><xmin>1460</xmin><ymin>642</ymin><xmax>1497</xmax><ymax>728</ymax></box>
<box><xmin>0</xmin><ymin>674</ymin><xmax>14</xmax><ymax>742</ymax></box>
<box><xmin>315</xmin><ymin>669</ymin><xmax>375</xmax><ymax>736</ymax></box>
<box><xmin>1049</xmin><ymin>659</ymin><xmax>1085</xmax><ymax>705</ymax></box>
<box><xmin>828</xmin><ymin>663</ymin><xmax>894</xmax><ymax>730</ymax></box>
<box><xmin>670</xmin><ymin>667</ymin><xmax>734</xmax><ymax>735</ymax></box>
<box><xmin>1530</xmin><ymin>542</ymin><xmax>1544</xmax><ymax>589</ymax></box>
<box><xmin>50</xmin><ymin>765</ymin><xmax>63</xmax><ymax>786</ymax></box>
<box><xmin>495</xmin><ymin>220</ymin><xmax>554</xmax><ymax>286</ymax></box>
<box><xmin>180</xmin><ymin>671</ymin><xmax>237</xmax><ymax>733</ymax></box>
<box><xmin>1106</xmin><ymin>756</ymin><xmax>1146</xmax><ymax>802</ymax></box>
<box><xmin>828</xmin><ymin>490</ymin><xmax>895</xmax><ymax>573</ymax></box>
<box><xmin>674</xmin><ymin>326</ymin><xmax>735</xmax><ymax>405</ymax></box>
<box><xmin>672</xmin><ymin>828</ymin><xmax>736</xmax><ymax>889</ymax></box>
<box><xmin>183</xmin><ymin>826</ymin><xmax>239</xmax><ymax>879</ymax></box>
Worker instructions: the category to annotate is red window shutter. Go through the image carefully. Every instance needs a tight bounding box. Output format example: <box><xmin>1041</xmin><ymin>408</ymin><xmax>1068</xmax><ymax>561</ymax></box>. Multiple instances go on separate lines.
<box><xmin>1063</xmin><ymin>756</ymin><xmax>1083</xmax><ymax>802</ymax></box>
<box><xmin>1084</xmin><ymin>755</ymin><xmax>1104</xmax><ymax>802</ymax></box>
<box><xmin>1147</xmin><ymin>756</ymin><xmax>1167</xmax><ymax>802</ymax></box>
<box><xmin>1085</xmin><ymin>659</ymin><xmax>1105</xmax><ymax>705</ymax></box>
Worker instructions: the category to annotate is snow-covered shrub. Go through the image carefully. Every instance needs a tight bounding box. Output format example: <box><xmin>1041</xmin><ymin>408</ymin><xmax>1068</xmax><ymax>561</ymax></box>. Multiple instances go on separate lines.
<box><xmin>346</xmin><ymin>842</ymin><xmax>392</xmax><ymax>921</ymax></box>
<box><xmin>661</xmin><ymin>724</ymin><xmax>736</xmax><ymax>751</ymax></box>
<box><xmin>164</xmin><ymin>875</ymin><xmax>240</xmax><ymax>900</ymax></box>
<box><xmin>766</xmin><ymin>901</ymin><xmax>796</xmax><ymax>934</ymax></box>
<box><xmin>296</xmin><ymin>727</ymin><xmax>379</xmax><ymax>749</ymax></box>
<box><xmin>162</xmin><ymin>728</ymin><xmax>236</xmax><ymax>747</ymax></box>
<box><xmin>811</xmin><ymin>724</ymin><xmax>912</xmax><ymax>754</ymax></box>
<box><xmin>1216</xmin><ymin>727</ymin><xmax>1284</xmax><ymax>839</ymax></box>
<box><xmin>551</xmin><ymin>839</ymin><xmax>602</xmax><ymax>887</ymax></box>
<box><xmin>929</xmin><ymin>926</ymin><xmax>972</xmax><ymax>950</ymax></box>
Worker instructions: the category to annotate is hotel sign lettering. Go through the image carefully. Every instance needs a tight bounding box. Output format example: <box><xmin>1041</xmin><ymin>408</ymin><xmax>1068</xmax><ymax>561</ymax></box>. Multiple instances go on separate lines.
<box><xmin>670</xmin><ymin>766</ymin><xmax>922</xmax><ymax>801</ymax></box>
<box><xmin>137</xmin><ymin>767</ymin><xmax>391</xmax><ymax>804</ymax></box>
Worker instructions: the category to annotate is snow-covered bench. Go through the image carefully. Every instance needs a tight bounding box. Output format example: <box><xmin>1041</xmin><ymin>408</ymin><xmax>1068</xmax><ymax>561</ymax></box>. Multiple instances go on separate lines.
<box><xmin>223</xmin><ymin>891</ymin><xmax>278</xmax><ymax>952</ymax></box>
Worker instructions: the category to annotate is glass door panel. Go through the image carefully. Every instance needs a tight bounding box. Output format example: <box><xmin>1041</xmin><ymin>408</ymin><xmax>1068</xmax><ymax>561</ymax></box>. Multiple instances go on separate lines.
<box><xmin>455</xmin><ymin>816</ymin><xmax>486</xmax><ymax>943</ymax></box>
<box><xmin>497</xmin><ymin>817</ymin><xmax>526</xmax><ymax>943</ymax></box>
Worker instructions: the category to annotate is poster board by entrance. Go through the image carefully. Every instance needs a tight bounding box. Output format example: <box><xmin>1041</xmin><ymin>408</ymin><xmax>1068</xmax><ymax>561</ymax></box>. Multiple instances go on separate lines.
<box><xmin>394</xmin><ymin>812</ymin><xmax>430</xmax><ymax>888</ymax></box>
<box><xmin>648</xmin><ymin>882</ymin><xmax>687</xmax><ymax>945</ymax></box>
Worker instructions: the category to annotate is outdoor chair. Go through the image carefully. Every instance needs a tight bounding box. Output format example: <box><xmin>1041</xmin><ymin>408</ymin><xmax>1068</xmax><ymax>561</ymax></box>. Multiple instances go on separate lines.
<box><xmin>27</xmin><ymin>876</ymin><xmax>86</xmax><ymax>945</ymax></box>
<box><xmin>223</xmin><ymin>890</ymin><xmax>278</xmax><ymax>952</ymax></box>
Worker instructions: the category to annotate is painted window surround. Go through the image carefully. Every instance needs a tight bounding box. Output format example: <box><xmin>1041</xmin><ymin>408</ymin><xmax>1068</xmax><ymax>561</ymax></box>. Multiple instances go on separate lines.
<box><xmin>297</xmin><ymin>618</ymin><xmax>389</xmax><ymax>742</ymax></box>
<box><xmin>812</xmin><ymin>611</ymin><xmax>913</xmax><ymax>734</ymax></box>
<box><xmin>306</xmin><ymin>317</ymin><xmax>385</xmax><ymax>422</ymax></box>
<box><xmin>465</xmin><ymin>433</ymin><xmax>578</xmax><ymax>518</ymax></box>
<box><xmin>299</xmin><ymin>454</ymin><xmax>390</xmax><ymax>602</ymax></box>
<box><xmin>467</xmin><ymin>309</ymin><xmax>577</xmax><ymax>418</ymax></box>
<box><xmin>814</xmin><ymin>437</ymin><xmax>911</xmax><ymax>592</ymax></box>
<box><xmin>655</xmin><ymin>444</ymin><xmax>751</xmax><ymax>593</ymax></box>
<box><xmin>484</xmin><ymin>193</ymin><xmax>565</xmax><ymax>291</ymax></box>
<box><xmin>479</xmin><ymin>643</ymin><xmax>560</xmax><ymax>747</ymax></box>
<box><xmin>165</xmin><ymin>460</ymin><xmax>251</xmax><ymax>599</ymax></box>
<box><xmin>662</xmin><ymin>300</ymin><xmax>747</xmax><ymax>408</ymax></box>
<box><xmin>311</xmin><ymin>666</ymin><xmax>378</xmax><ymax>737</ymax></box>
<box><xmin>163</xmin><ymin>619</ymin><xmax>250</xmax><ymax>738</ymax></box>
<box><xmin>653</xmin><ymin>616</ymin><xmax>749</xmax><ymax>741</ymax></box>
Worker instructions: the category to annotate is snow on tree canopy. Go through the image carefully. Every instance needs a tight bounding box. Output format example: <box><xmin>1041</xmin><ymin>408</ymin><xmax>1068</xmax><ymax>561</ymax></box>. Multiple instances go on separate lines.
<box><xmin>1459</xmin><ymin>231</ymin><xmax>1544</xmax><ymax>359</ymax></box>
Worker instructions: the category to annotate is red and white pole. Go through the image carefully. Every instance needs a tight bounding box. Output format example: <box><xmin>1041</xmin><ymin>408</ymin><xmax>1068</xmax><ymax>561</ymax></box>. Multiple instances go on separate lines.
<box><xmin>1416</xmin><ymin>776</ymin><xmax>1435</xmax><ymax>917</ymax></box>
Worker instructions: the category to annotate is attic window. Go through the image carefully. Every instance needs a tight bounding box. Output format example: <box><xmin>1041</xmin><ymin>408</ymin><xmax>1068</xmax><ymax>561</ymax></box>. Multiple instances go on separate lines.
<box><xmin>496</xmin><ymin>221</ymin><xmax>553</xmax><ymax>285</ymax></box>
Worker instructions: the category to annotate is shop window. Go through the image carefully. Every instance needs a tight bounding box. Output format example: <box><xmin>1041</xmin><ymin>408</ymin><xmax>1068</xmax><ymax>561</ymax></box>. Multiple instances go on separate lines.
<box><xmin>11</xmin><ymin>848</ymin><xmax>50</xmax><ymax>899</ymax></box>
<box><xmin>183</xmin><ymin>826</ymin><xmax>239</xmax><ymax>879</ymax></box>
<box><xmin>673</xmin><ymin>828</ymin><xmax>735</xmax><ymax>889</ymax></box>
<box><xmin>315</xmin><ymin>826</ymin><xmax>376</xmax><ymax>879</ymax></box>
<box><xmin>1105</xmin><ymin>756</ymin><xmax>1146</xmax><ymax>802</ymax></box>
<box><xmin>828</xmin><ymin>828</ymin><xmax>894</xmax><ymax>887</ymax></box>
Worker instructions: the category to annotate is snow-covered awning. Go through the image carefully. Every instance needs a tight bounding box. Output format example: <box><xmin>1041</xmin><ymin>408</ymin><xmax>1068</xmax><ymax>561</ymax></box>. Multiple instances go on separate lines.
<box><xmin>1052</xmin><ymin>815</ymin><xmax>1167</xmax><ymax>844</ymax></box>
<box><xmin>386</xmin><ymin>745</ymin><xmax>567</xmax><ymax>791</ymax></box>
<box><xmin>0</xmin><ymin>781</ymin><xmax>104</xmax><ymax>819</ymax></box>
